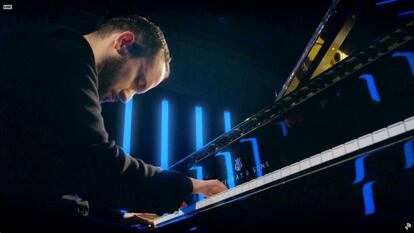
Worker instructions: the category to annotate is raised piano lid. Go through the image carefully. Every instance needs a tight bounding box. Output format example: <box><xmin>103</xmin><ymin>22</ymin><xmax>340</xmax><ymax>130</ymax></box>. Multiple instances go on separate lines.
<box><xmin>169</xmin><ymin>0</ymin><xmax>414</xmax><ymax>173</ymax></box>
<box><xmin>155</xmin><ymin>1</ymin><xmax>414</xmax><ymax>229</ymax></box>
<box><xmin>277</xmin><ymin>0</ymin><xmax>414</xmax><ymax>99</ymax></box>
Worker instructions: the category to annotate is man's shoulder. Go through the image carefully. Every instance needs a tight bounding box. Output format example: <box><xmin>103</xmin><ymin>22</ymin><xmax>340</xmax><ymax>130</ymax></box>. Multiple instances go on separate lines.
<box><xmin>1</xmin><ymin>22</ymin><xmax>98</xmax><ymax>89</ymax></box>
<box><xmin>5</xmin><ymin>22</ymin><xmax>94</xmax><ymax>64</ymax></box>
<box><xmin>40</xmin><ymin>23</ymin><xmax>94</xmax><ymax>61</ymax></box>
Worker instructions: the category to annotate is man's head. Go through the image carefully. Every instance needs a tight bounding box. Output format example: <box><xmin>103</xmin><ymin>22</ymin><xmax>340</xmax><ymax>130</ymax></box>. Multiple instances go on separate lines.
<box><xmin>85</xmin><ymin>15</ymin><xmax>171</xmax><ymax>103</ymax></box>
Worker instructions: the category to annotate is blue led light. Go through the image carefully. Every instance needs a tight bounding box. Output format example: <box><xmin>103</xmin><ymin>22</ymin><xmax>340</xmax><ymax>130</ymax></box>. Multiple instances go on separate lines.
<box><xmin>195</xmin><ymin>106</ymin><xmax>204</xmax><ymax>150</ymax></box>
<box><xmin>189</xmin><ymin>227</ymin><xmax>199</xmax><ymax>231</ymax></box>
<box><xmin>362</xmin><ymin>181</ymin><xmax>376</xmax><ymax>215</ymax></box>
<box><xmin>375</xmin><ymin>0</ymin><xmax>399</xmax><ymax>6</ymax></box>
<box><xmin>277</xmin><ymin>121</ymin><xmax>288</xmax><ymax>137</ymax></box>
<box><xmin>392</xmin><ymin>51</ymin><xmax>414</xmax><ymax>77</ymax></box>
<box><xmin>240</xmin><ymin>137</ymin><xmax>263</xmax><ymax>177</ymax></box>
<box><xmin>161</xmin><ymin>99</ymin><xmax>169</xmax><ymax>169</ymax></box>
<box><xmin>122</xmin><ymin>98</ymin><xmax>134</xmax><ymax>154</ymax></box>
<box><xmin>359</xmin><ymin>74</ymin><xmax>381</xmax><ymax>102</ymax></box>
<box><xmin>404</xmin><ymin>140</ymin><xmax>414</xmax><ymax>169</ymax></box>
<box><xmin>189</xmin><ymin>166</ymin><xmax>204</xmax><ymax>201</ymax></box>
<box><xmin>224</xmin><ymin>111</ymin><xmax>232</xmax><ymax>132</ymax></box>
<box><xmin>398</xmin><ymin>10</ymin><xmax>414</xmax><ymax>17</ymax></box>
<box><xmin>353</xmin><ymin>154</ymin><xmax>372</xmax><ymax>184</ymax></box>
<box><xmin>120</xmin><ymin>209</ymin><xmax>128</xmax><ymax>214</ymax></box>
<box><xmin>216</xmin><ymin>151</ymin><xmax>235</xmax><ymax>189</ymax></box>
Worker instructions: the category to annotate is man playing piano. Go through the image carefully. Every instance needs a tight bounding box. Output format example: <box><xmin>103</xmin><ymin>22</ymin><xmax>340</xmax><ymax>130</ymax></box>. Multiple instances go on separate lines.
<box><xmin>0</xmin><ymin>15</ymin><xmax>227</xmax><ymax>231</ymax></box>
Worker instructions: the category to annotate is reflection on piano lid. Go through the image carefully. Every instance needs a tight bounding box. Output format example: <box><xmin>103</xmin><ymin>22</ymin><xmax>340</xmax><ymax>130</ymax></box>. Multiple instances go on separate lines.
<box><xmin>278</xmin><ymin>0</ymin><xmax>414</xmax><ymax>99</ymax></box>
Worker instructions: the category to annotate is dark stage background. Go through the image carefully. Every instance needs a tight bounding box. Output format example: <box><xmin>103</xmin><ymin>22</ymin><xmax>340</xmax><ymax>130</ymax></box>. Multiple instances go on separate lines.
<box><xmin>0</xmin><ymin>0</ymin><xmax>331</xmax><ymax>168</ymax></box>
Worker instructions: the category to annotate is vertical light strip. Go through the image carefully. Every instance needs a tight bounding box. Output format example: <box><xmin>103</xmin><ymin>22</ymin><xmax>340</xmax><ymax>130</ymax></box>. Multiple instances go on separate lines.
<box><xmin>362</xmin><ymin>181</ymin><xmax>376</xmax><ymax>215</ymax></box>
<box><xmin>215</xmin><ymin>152</ymin><xmax>235</xmax><ymax>189</ymax></box>
<box><xmin>240</xmin><ymin>137</ymin><xmax>263</xmax><ymax>177</ymax></box>
<box><xmin>224</xmin><ymin>111</ymin><xmax>232</xmax><ymax>132</ymax></box>
<box><xmin>277</xmin><ymin>121</ymin><xmax>288</xmax><ymax>137</ymax></box>
<box><xmin>353</xmin><ymin>154</ymin><xmax>370</xmax><ymax>184</ymax></box>
<box><xmin>352</xmin><ymin>153</ymin><xmax>377</xmax><ymax>215</ymax></box>
<box><xmin>122</xmin><ymin>98</ymin><xmax>134</xmax><ymax>155</ymax></box>
<box><xmin>194</xmin><ymin>106</ymin><xmax>204</xmax><ymax>201</ymax></box>
<box><xmin>392</xmin><ymin>51</ymin><xmax>414</xmax><ymax>77</ymax></box>
<box><xmin>404</xmin><ymin>139</ymin><xmax>414</xmax><ymax>169</ymax></box>
<box><xmin>189</xmin><ymin>166</ymin><xmax>204</xmax><ymax>201</ymax></box>
<box><xmin>195</xmin><ymin>106</ymin><xmax>204</xmax><ymax>150</ymax></box>
<box><xmin>359</xmin><ymin>74</ymin><xmax>381</xmax><ymax>102</ymax></box>
<box><xmin>160</xmin><ymin>99</ymin><xmax>169</xmax><ymax>169</ymax></box>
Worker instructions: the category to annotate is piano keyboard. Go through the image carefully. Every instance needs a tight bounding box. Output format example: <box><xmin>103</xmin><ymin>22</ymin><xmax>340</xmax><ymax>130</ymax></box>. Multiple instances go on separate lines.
<box><xmin>154</xmin><ymin>115</ymin><xmax>414</xmax><ymax>228</ymax></box>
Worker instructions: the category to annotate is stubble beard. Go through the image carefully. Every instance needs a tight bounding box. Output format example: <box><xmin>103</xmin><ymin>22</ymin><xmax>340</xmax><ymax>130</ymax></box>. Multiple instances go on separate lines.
<box><xmin>96</xmin><ymin>56</ymin><xmax>128</xmax><ymax>102</ymax></box>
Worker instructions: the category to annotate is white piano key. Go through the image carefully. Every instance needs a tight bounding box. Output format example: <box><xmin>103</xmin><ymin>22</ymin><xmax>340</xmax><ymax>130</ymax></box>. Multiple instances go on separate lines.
<box><xmin>345</xmin><ymin>139</ymin><xmax>359</xmax><ymax>153</ymax></box>
<box><xmin>387</xmin><ymin>121</ymin><xmax>406</xmax><ymax>137</ymax></box>
<box><xmin>405</xmin><ymin>116</ymin><xmax>414</xmax><ymax>131</ymax></box>
<box><xmin>156</xmin><ymin>210</ymin><xmax>184</xmax><ymax>225</ymax></box>
<box><xmin>210</xmin><ymin>196</ymin><xmax>218</xmax><ymax>204</ymax></box>
<box><xmin>244</xmin><ymin>181</ymin><xmax>252</xmax><ymax>192</ymax></box>
<box><xmin>155</xmin><ymin>116</ymin><xmax>414</xmax><ymax>229</ymax></box>
<box><xmin>272</xmin><ymin>170</ymin><xmax>281</xmax><ymax>181</ymax></box>
<box><xmin>228</xmin><ymin>189</ymin><xmax>237</xmax><ymax>198</ymax></box>
<box><xmin>264</xmin><ymin>173</ymin><xmax>273</xmax><ymax>184</ymax></box>
<box><xmin>224</xmin><ymin>189</ymin><xmax>233</xmax><ymax>198</ymax></box>
<box><xmin>332</xmin><ymin>145</ymin><xmax>346</xmax><ymax>158</ymax></box>
<box><xmin>196</xmin><ymin>200</ymin><xmax>206</xmax><ymax>209</ymax></box>
<box><xmin>198</xmin><ymin>198</ymin><xmax>207</xmax><ymax>205</ymax></box>
<box><xmin>214</xmin><ymin>194</ymin><xmax>224</xmax><ymax>203</ymax></box>
<box><xmin>321</xmin><ymin>149</ymin><xmax>333</xmax><ymax>162</ymax></box>
<box><xmin>299</xmin><ymin>159</ymin><xmax>310</xmax><ymax>170</ymax></box>
<box><xmin>214</xmin><ymin>194</ymin><xmax>222</xmax><ymax>202</ymax></box>
<box><xmin>256</xmin><ymin>176</ymin><xmax>265</xmax><ymax>187</ymax></box>
<box><xmin>234</xmin><ymin>185</ymin><xmax>242</xmax><ymax>195</ymax></box>
<box><xmin>281</xmin><ymin>167</ymin><xmax>291</xmax><ymax>178</ymax></box>
<box><xmin>221</xmin><ymin>191</ymin><xmax>229</xmax><ymax>200</ymax></box>
<box><xmin>372</xmin><ymin>128</ymin><xmax>389</xmax><ymax>143</ymax></box>
<box><xmin>241</xmin><ymin>183</ymin><xmax>249</xmax><ymax>193</ymax></box>
<box><xmin>204</xmin><ymin>199</ymin><xmax>212</xmax><ymax>207</ymax></box>
<box><xmin>229</xmin><ymin>190</ymin><xmax>238</xmax><ymax>197</ymax></box>
<box><xmin>310</xmin><ymin>154</ymin><xmax>322</xmax><ymax>167</ymax></box>
<box><xmin>248</xmin><ymin>180</ymin><xmax>257</xmax><ymax>190</ymax></box>
<box><xmin>358</xmin><ymin>134</ymin><xmax>373</xmax><ymax>148</ymax></box>
<box><xmin>289</xmin><ymin>162</ymin><xmax>300</xmax><ymax>174</ymax></box>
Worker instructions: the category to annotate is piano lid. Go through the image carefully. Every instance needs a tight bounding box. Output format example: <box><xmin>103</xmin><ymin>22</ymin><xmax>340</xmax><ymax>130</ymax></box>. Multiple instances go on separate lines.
<box><xmin>277</xmin><ymin>0</ymin><xmax>414</xmax><ymax>100</ymax></box>
<box><xmin>169</xmin><ymin>0</ymin><xmax>414</xmax><ymax>170</ymax></box>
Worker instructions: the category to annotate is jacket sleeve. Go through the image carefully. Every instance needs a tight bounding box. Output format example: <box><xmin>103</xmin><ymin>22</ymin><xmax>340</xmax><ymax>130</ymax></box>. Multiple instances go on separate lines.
<box><xmin>47</xmin><ymin>32</ymin><xmax>192</xmax><ymax>214</ymax></box>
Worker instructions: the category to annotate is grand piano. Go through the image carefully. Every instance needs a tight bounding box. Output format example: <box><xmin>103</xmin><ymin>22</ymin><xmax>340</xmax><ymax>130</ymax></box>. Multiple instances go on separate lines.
<box><xmin>150</xmin><ymin>0</ymin><xmax>414</xmax><ymax>232</ymax></box>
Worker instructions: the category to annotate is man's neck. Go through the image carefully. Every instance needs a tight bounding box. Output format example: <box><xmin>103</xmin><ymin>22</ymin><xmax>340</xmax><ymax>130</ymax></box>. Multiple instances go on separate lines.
<box><xmin>83</xmin><ymin>33</ymin><xmax>106</xmax><ymax>68</ymax></box>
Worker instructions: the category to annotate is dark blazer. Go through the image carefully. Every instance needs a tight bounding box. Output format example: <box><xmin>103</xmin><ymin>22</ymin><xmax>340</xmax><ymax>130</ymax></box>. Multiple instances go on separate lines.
<box><xmin>0</xmin><ymin>22</ymin><xmax>192</xmax><ymax>216</ymax></box>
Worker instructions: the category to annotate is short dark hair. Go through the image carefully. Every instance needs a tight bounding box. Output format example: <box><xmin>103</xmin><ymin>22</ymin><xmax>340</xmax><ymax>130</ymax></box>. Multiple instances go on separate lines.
<box><xmin>96</xmin><ymin>15</ymin><xmax>171</xmax><ymax>77</ymax></box>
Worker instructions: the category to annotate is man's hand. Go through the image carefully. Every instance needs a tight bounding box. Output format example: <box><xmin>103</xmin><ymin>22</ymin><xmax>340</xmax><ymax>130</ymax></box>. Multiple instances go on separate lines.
<box><xmin>122</xmin><ymin>212</ymin><xmax>159</xmax><ymax>228</ymax></box>
<box><xmin>190</xmin><ymin>178</ymin><xmax>228</xmax><ymax>197</ymax></box>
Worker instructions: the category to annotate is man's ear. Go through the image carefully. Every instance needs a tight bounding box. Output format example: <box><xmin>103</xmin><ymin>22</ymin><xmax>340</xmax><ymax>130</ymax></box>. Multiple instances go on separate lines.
<box><xmin>115</xmin><ymin>31</ymin><xmax>135</xmax><ymax>57</ymax></box>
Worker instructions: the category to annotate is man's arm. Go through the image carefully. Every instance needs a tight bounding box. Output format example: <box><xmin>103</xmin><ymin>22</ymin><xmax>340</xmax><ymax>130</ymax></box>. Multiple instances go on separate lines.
<box><xmin>43</xmin><ymin>34</ymin><xmax>192</xmax><ymax>213</ymax></box>
<box><xmin>50</xmin><ymin>32</ymin><xmax>226</xmax><ymax>214</ymax></box>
